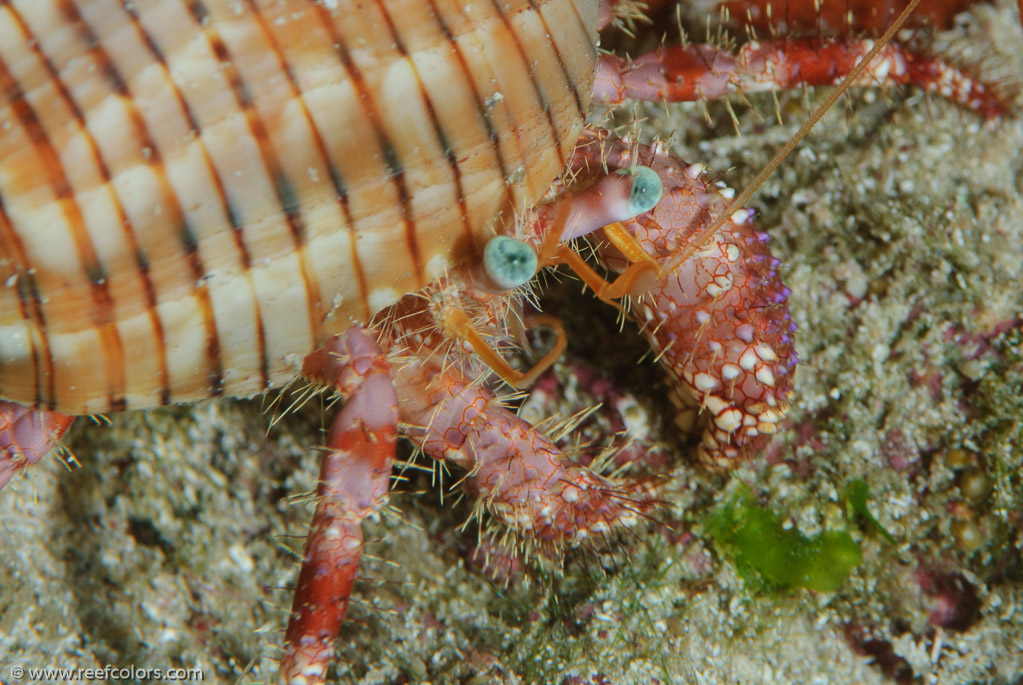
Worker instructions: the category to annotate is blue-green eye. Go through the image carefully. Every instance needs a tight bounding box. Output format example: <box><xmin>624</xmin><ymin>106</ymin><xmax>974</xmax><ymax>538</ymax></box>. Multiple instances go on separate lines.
<box><xmin>484</xmin><ymin>236</ymin><xmax>537</xmax><ymax>290</ymax></box>
<box><xmin>618</xmin><ymin>166</ymin><xmax>662</xmax><ymax>216</ymax></box>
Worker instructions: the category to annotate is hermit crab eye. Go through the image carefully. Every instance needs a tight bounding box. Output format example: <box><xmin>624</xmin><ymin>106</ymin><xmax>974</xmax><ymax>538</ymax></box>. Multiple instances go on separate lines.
<box><xmin>617</xmin><ymin>166</ymin><xmax>662</xmax><ymax>216</ymax></box>
<box><xmin>484</xmin><ymin>235</ymin><xmax>538</xmax><ymax>290</ymax></box>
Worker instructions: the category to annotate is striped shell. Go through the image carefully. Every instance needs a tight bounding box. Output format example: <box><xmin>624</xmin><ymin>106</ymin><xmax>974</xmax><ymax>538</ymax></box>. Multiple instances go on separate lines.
<box><xmin>0</xmin><ymin>0</ymin><xmax>598</xmax><ymax>414</ymax></box>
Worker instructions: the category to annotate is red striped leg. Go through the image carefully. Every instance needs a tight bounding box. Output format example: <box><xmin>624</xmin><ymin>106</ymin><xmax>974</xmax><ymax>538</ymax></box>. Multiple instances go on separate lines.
<box><xmin>595</xmin><ymin>37</ymin><xmax>1009</xmax><ymax>118</ymax></box>
<box><xmin>718</xmin><ymin>0</ymin><xmax>994</xmax><ymax>35</ymax></box>
<box><xmin>0</xmin><ymin>401</ymin><xmax>74</xmax><ymax>490</ymax></box>
<box><xmin>279</xmin><ymin>329</ymin><xmax>398</xmax><ymax>685</ymax></box>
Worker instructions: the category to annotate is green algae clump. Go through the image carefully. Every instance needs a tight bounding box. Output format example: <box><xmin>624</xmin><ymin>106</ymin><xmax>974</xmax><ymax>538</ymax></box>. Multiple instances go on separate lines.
<box><xmin>705</xmin><ymin>485</ymin><xmax>862</xmax><ymax>592</ymax></box>
<box><xmin>843</xmin><ymin>479</ymin><xmax>897</xmax><ymax>544</ymax></box>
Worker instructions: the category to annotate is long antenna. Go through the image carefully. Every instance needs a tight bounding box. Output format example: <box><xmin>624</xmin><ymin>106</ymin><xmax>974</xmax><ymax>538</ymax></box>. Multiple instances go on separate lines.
<box><xmin>662</xmin><ymin>0</ymin><xmax>923</xmax><ymax>274</ymax></box>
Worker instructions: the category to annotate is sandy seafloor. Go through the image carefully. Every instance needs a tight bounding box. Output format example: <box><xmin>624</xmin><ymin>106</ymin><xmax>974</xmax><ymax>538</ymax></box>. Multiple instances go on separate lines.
<box><xmin>2</xmin><ymin>3</ymin><xmax>1022</xmax><ymax>684</ymax></box>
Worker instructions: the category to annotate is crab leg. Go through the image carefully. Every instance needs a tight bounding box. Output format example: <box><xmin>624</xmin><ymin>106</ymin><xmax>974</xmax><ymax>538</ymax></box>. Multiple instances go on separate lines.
<box><xmin>280</xmin><ymin>329</ymin><xmax>399</xmax><ymax>684</ymax></box>
<box><xmin>714</xmin><ymin>0</ymin><xmax>1009</xmax><ymax>35</ymax></box>
<box><xmin>280</xmin><ymin>287</ymin><xmax>658</xmax><ymax>682</ymax></box>
<box><xmin>0</xmin><ymin>401</ymin><xmax>74</xmax><ymax>490</ymax></box>
<box><xmin>595</xmin><ymin>37</ymin><xmax>1009</xmax><ymax>118</ymax></box>
<box><xmin>525</xmin><ymin>130</ymin><xmax>796</xmax><ymax>465</ymax></box>
<box><xmin>396</xmin><ymin>349</ymin><xmax>652</xmax><ymax>547</ymax></box>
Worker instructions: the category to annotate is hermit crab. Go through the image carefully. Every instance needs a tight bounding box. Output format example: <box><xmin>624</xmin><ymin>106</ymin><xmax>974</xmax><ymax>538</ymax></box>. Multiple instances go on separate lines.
<box><xmin>1</xmin><ymin>0</ymin><xmax>1019</xmax><ymax>682</ymax></box>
